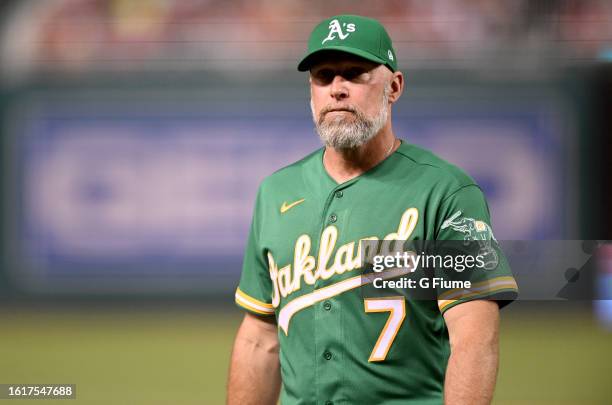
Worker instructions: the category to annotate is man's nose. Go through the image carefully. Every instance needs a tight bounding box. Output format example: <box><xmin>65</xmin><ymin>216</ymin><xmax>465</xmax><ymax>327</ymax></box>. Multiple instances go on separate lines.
<box><xmin>330</xmin><ymin>75</ymin><xmax>349</xmax><ymax>100</ymax></box>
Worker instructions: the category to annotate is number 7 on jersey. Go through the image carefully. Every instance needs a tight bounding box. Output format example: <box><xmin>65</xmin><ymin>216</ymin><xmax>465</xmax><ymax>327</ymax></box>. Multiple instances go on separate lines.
<box><xmin>364</xmin><ymin>297</ymin><xmax>406</xmax><ymax>362</ymax></box>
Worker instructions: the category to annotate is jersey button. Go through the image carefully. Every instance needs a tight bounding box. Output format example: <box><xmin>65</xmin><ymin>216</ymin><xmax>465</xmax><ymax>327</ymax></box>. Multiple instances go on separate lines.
<box><xmin>329</xmin><ymin>214</ymin><xmax>337</xmax><ymax>223</ymax></box>
<box><xmin>335</xmin><ymin>190</ymin><xmax>343</xmax><ymax>198</ymax></box>
<box><xmin>323</xmin><ymin>301</ymin><xmax>332</xmax><ymax>311</ymax></box>
<box><xmin>323</xmin><ymin>351</ymin><xmax>332</xmax><ymax>360</ymax></box>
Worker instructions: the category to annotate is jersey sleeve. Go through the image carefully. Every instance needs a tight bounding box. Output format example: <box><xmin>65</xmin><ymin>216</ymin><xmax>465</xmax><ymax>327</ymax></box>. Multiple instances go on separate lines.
<box><xmin>234</xmin><ymin>185</ymin><xmax>276</xmax><ymax>317</ymax></box>
<box><xmin>434</xmin><ymin>185</ymin><xmax>518</xmax><ymax>314</ymax></box>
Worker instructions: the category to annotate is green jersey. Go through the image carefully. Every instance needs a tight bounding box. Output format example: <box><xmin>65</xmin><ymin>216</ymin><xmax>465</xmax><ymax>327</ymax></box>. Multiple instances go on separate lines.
<box><xmin>235</xmin><ymin>140</ymin><xmax>518</xmax><ymax>405</ymax></box>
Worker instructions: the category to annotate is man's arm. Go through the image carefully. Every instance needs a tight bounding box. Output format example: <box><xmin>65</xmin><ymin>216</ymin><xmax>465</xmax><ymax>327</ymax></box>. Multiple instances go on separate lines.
<box><xmin>227</xmin><ymin>313</ymin><xmax>281</xmax><ymax>405</ymax></box>
<box><xmin>443</xmin><ymin>300</ymin><xmax>500</xmax><ymax>405</ymax></box>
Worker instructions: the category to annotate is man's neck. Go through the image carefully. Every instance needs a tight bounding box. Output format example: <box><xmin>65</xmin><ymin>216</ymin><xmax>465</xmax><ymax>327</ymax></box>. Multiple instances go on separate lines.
<box><xmin>323</xmin><ymin>130</ymin><xmax>398</xmax><ymax>184</ymax></box>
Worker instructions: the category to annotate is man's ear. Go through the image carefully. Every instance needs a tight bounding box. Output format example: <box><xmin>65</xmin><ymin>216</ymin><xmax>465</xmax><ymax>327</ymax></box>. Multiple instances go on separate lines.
<box><xmin>388</xmin><ymin>71</ymin><xmax>404</xmax><ymax>104</ymax></box>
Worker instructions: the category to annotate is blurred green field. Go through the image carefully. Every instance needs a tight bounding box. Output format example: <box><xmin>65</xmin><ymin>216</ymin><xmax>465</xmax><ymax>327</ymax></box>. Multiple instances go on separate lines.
<box><xmin>0</xmin><ymin>305</ymin><xmax>610</xmax><ymax>405</ymax></box>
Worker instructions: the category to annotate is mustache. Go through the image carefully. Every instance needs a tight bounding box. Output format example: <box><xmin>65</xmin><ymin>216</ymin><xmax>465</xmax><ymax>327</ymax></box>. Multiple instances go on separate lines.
<box><xmin>318</xmin><ymin>105</ymin><xmax>361</xmax><ymax>124</ymax></box>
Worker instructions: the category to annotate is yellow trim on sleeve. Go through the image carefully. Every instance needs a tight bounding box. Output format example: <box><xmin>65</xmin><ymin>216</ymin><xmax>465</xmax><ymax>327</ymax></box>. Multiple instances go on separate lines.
<box><xmin>235</xmin><ymin>288</ymin><xmax>275</xmax><ymax>315</ymax></box>
<box><xmin>438</xmin><ymin>276</ymin><xmax>517</xmax><ymax>301</ymax></box>
<box><xmin>437</xmin><ymin>277</ymin><xmax>518</xmax><ymax>313</ymax></box>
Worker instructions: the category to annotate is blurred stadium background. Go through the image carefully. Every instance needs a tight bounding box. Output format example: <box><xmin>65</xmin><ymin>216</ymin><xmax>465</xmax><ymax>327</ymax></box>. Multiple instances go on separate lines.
<box><xmin>0</xmin><ymin>0</ymin><xmax>611</xmax><ymax>403</ymax></box>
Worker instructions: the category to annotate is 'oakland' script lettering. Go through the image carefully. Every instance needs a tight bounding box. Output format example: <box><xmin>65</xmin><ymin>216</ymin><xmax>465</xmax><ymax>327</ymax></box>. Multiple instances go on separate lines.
<box><xmin>269</xmin><ymin>208</ymin><xmax>418</xmax><ymax>307</ymax></box>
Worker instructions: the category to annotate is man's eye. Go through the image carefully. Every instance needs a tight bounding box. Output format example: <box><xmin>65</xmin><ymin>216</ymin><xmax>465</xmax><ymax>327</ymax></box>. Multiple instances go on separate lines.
<box><xmin>314</xmin><ymin>69</ymin><xmax>334</xmax><ymax>82</ymax></box>
<box><xmin>344</xmin><ymin>68</ymin><xmax>364</xmax><ymax>80</ymax></box>
<box><xmin>343</xmin><ymin>68</ymin><xmax>366</xmax><ymax>80</ymax></box>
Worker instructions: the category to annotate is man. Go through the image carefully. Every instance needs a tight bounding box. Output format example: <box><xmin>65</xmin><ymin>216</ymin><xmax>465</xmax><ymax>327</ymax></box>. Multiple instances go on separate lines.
<box><xmin>227</xmin><ymin>15</ymin><xmax>518</xmax><ymax>405</ymax></box>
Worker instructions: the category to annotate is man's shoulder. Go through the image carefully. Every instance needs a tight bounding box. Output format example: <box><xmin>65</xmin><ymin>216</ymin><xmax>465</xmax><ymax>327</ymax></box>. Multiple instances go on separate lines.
<box><xmin>259</xmin><ymin>147</ymin><xmax>323</xmax><ymax>192</ymax></box>
<box><xmin>395</xmin><ymin>141</ymin><xmax>477</xmax><ymax>189</ymax></box>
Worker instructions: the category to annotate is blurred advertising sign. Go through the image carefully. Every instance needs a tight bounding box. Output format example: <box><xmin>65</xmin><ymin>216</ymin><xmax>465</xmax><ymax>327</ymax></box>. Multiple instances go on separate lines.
<box><xmin>9</xmin><ymin>99</ymin><xmax>319</xmax><ymax>293</ymax></box>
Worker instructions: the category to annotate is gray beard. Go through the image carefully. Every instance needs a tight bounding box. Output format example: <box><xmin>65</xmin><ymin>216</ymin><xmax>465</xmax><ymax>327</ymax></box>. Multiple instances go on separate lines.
<box><xmin>311</xmin><ymin>87</ymin><xmax>389</xmax><ymax>150</ymax></box>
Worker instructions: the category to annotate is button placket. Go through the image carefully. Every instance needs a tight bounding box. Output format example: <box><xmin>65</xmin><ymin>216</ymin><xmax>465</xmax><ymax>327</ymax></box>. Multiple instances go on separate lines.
<box><xmin>314</xmin><ymin>186</ymin><xmax>350</xmax><ymax>404</ymax></box>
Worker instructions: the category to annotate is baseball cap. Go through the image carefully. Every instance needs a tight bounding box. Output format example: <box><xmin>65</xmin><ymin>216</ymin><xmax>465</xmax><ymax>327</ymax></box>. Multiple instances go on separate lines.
<box><xmin>298</xmin><ymin>15</ymin><xmax>397</xmax><ymax>72</ymax></box>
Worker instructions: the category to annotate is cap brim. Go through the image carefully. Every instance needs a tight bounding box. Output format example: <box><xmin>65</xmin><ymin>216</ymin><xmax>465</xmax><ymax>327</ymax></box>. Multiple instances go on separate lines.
<box><xmin>297</xmin><ymin>46</ymin><xmax>387</xmax><ymax>71</ymax></box>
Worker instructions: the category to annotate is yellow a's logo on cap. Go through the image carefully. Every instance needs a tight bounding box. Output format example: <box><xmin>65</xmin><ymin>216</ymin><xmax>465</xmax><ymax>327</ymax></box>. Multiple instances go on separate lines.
<box><xmin>322</xmin><ymin>19</ymin><xmax>356</xmax><ymax>44</ymax></box>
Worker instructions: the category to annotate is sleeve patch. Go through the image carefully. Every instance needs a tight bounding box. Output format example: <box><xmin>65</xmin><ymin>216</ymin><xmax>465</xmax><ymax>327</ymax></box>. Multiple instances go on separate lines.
<box><xmin>441</xmin><ymin>210</ymin><xmax>496</xmax><ymax>241</ymax></box>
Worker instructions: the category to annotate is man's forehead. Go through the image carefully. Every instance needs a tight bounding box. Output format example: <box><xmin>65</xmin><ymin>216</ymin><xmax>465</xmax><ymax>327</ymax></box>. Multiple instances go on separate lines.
<box><xmin>308</xmin><ymin>51</ymin><xmax>380</xmax><ymax>71</ymax></box>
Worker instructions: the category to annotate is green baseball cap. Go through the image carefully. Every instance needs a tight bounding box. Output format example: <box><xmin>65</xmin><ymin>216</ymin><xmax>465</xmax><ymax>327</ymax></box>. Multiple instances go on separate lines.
<box><xmin>298</xmin><ymin>15</ymin><xmax>397</xmax><ymax>72</ymax></box>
